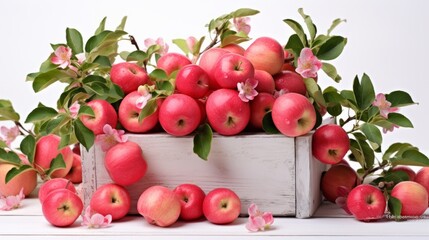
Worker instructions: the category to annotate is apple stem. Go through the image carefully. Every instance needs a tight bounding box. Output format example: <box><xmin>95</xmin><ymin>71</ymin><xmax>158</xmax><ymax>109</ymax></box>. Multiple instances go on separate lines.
<box><xmin>129</xmin><ymin>35</ymin><xmax>140</xmax><ymax>51</ymax></box>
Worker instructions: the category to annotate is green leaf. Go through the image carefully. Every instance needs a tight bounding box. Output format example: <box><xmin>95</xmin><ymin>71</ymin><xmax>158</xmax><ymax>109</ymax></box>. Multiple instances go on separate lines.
<box><xmin>0</xmin><ymin>148</ymin><xmax>21</xmax><ymax>165</ymax></box>
<box><xmin>360</xmin><ymin>123</ymin><xmax>382</xmax><ymax>146</ymax></box>
<box><xmin>46</xmin><ymin>154</ymin><xmax>66</xmax><ymax>177</ymax></box>
<box><xmin>353</xmin><ymin>73</ymin><xmax>375</xmax><ymax>110</ymax></box>
<box><xmin>388</xmin><ymin>196</ymin><xmax>402</xmax><ymax>221</ymax></box>
<box><xmin>351</xmin><ymin>134</ymin><xmax>374</xmax><ymax>169</ymax></box>
<box><xmin>262</xmin><ymin>111</ymin><xmax>280</xmax><ymax>134</ymax></box>
<box><xmin>231</xmin><ymin>8</ymin><xmax>260</xmax><ymax>17</ymax></box>
<box><xmin>391</xmin><ymin>149</ymin><xmax>429</xmax><ymax>167</ymax></box>
<box><xmin>283</xmin><ymin>19</ymin><xmax>307</xmax><ymax>46</ymax></box>
<box><xmin>5</xmin><ymin>165</ymin><xmax>33</xmax><ymax>184</ymax></box>
<box><xmin>386</xmin><ymin>90</ymin><xmax>416</xmax><ymax>107</ymax></box>
<box><xmin>285</xmin><ymin>34</ymin><xmax>305</xmax><ymax>62</ymax></box>
<box><xmin>25</xmin><ymin>106</ymin><xmax>58</xmax><ymax>123</ymax></box>
<box><xmin>298</xmin><ymin>8</ymin><xmax>316</xmax><ymax>42</ymax></box>
<box><xmin>20</xmin><ymin>135</ymin><xmax>36</xmax><ymax>164</ymax></box>
<box><xmin>304</xmin><ymin>78</ymin><xmax>325</xmax><ymax>106</ymax></box>
<box><xmin>193</xmin><ymin>123</ymin><xmax>213</xmax><ymax>160</ymax></box>
<box><xmin>85</xmin><ymin>30</ymin><xmax>111</xmax><ymax>53</ymax></box>
<box><xmin>127</xmin><ymin>50</ymin><xmax>148</xmax><ymax>62</ymax></box>
<box><xmin>93</xmin><ymin>55</ymin><xmax>112</xmax><ymax>67</ymax></box>
<box><xmin>116</xmin><ymin>16</ymin><xmax>127</xmax><ymax>31</ymax></box>
<box><xmin>73</xmin><ymin>119</ymin><xmax>95</xmax><ymax>151</ymax></box>
<box><xmin>172</xmin><ymin>38</ymin><xmax>191</xmax><ymax>55</ymax></box>
<box><xmin>0</xmin><ymin>99</ymin><xmax>20</xmax><ymax>121</ymax></box>
<box><xmin>382</xmin><ymin>142</ymin><xmax>415</xmax><ymax>161</ymax></box>
<box><xmin>321</xmin><ymin>62</ymin><xmax>341</xmax><ymax>82</ymax></box>
<box><xmin>220</xmin><ymin>31</ymin><xmax>250</xmax><ymax>46</ymax></box>
<box><xmin>340</xmin><ymin>90</ymin><xmax>358</xmax><ymax>110</ymax></box>
<box><xmin>138</xmin><ymin>98</ymin><xmax>158</xmax><ymax>123</ymax></box>
<box><xmin>33</xmin><ymin>69</ymin><xmax>72</xmax><ymax>92</ymax></box>
<box><xmin>66</xmin><ymin>28</ymin><xmax>83</xmax><ymax>54</ymax></box>
<box><xmin>316</xmin><ymin>36</ymin><xmax>347</xmax><ymax>60</ymax></box>
<box><xmin>387</xmin><ymin>113</ymin><xmax>413</xmax><ymax>128</ymax></box>
<box><xmin>327</xmin><ymin>18</ymin><xmax>347</xmax><ymax>36</ymax></box>
<box><xmin>95</xmin><ymin>17</ymin><xmax>107</xmax><ymax>35</ymax></box>
<box><xmin>78</xmin><ymin>105</ymin><xmax>95</xmax><ymax>117</ymax></box>
<box><xmin>39</xmin><ymin>115</ymin><xmax>68</xmax><ymax>135</ymax></box>
<box><xmin>150</xmin><ymin>69</ymin><xmax>168</xmax><ymax>80</ymax></box>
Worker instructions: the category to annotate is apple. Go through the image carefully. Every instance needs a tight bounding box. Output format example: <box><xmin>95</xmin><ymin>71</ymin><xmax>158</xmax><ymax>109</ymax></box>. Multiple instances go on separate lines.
<box><xmin>175</xmin><ymin>64</ymin><xmax>209</xmax><ymax>99</ymax></box>
<box><xmin>90</xmin><ymin>183</ymin><xmax>131</xmax><ymax>221</ymax></box>
<box><xmin>118</xmin><ymin>91</ymin><xmax>160</xmax><ymax>133</ymax></box>
<box><xmin>312</xmin><ymin>124</ymin><xmax>350</xmax><ymax>165</ymax></box>
<box><xmin>212</xmin><ymin>53</ymin><xmax>255</xmax><ymax>89</ymax></box>
<box><xmin>271</xmin><ymin>93</ymin><xmax>316</xmax><ymax>137</ymax></box>
<box><xmin>414</xmin><ymin>167</ymin><xmax>429</xmax><ymax>204</ymax></box>
<box><xmin>346</xmin><ymin>184</ymin><xmax>386</xmax><ymax>221</ymax></box>
<box><xmin>254</xmin><ymin>69</ymin><xmax>275</xmax><ymax>94</ymax></box>
<box><xmin>222</xmin><ymin>43</ymin><xmax>245</xmax><ymax>55</ymax></box>
<box><xmin>273</xmin><ymin>70</ymin><xmax>307</xmax><ymax>96</ymax></box>
<box><xmin>156</xmin><ymin>52</ymin><xmax>191</xmax><ymax>76</ymax></box>
<box><xmin>38</xmin><ymin>178</ymin><xmax>77</xmax><ymax>204</ymax></box>
<box><xmin>137</xmin><ymin>185</ymin><xmax>181</xmax><ymax>227</ymax></box>
<box><xmin>205</xmin><ymin>88</ymin><xmax>250</xmax><ymax>136</ymax></box>
<box><xmin>282</xmin><ymin>49</ymin><xmax>296</xmax><ymax>72</ymax></box>
<box><xmin>64</xmin><ymin>153</ymin><xmax>82</xmax><ymax>184</ymax></box>
<box><xmin>198</xmin><ymin>48</ymin><xmax>228</xmax><ymax>90</ymax></box>
<box><xmin>159</xmin><ymin>94</ymin><xmax>201</xmax><ymax>136</ymax></box>
<box><xmin>173</xmin><ymin>183</ymin><xmax>206</xmax><ymax>221</ymax></box>
<box><xmin>0</xmin><ymin>163</ymin><xmax>37</xmax><ymax>197</ymax></box>
<box><xmin>197</xmin><ymin>98</ymin><xmax>207</xmax><ymax>125</ymax></box>
<box><xmin>80</xmin><ymin>99</ymin><xmax>118</xmax><ymax>135</ymax></box>
<box><xmin>391</xmin><ymin>181</ymin><xmax>428</xmax><ymax>217</ymax></box>
<box><xmin>244</xmin><ymin>36</ymin><xmax>284</xmax><ymax>75</ymax></box>
<box><xmin>249</xmin><ymin>92</ymin><xmax>275</xmax><ymax>130</ymax></box>
<box><xmin>321</xmin><ymin>164</ymin><xmax>359</xmax><ymax>203</ymax></box>
<box><xmin>72</xmin><ymin>143</ymin><xmax>80</xmax><ymax>156</ymax></box>
<box><xmin>34</xmin><ymin>134</ymin><xmax>74</xmax><ymax>179</ymax></box>
<box><xmin>110</xmin><ymin>62</ymin><xmax>149</xmax><ymax>95</ymax></box>
<box><xmin>391</xmin><ymin>165</ymin><xmax>416</xmax><ymax>181</ymax></box>
<box><xmin>104</xmin><ymin>141</ymin><xmax>147</xmax><ymax>186</ymax></box>
<box><xmin>203</xmin><ymin>188</ymin><xmax>241</xmax><ymax>224</ymax></box>
<box><xmin>42</xmin><ymin>188</ymin><xmax>83</xmax><ymax>227</ymax></box>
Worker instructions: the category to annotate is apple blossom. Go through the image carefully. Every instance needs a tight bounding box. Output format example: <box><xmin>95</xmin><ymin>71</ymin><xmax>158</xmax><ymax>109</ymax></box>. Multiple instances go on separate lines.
<box><xmin>334</xmin><ymin>186</ymin><xmax>352</xmax><ymax>215</ymax></box>
<box><xmin>295</xmin><ymin>48</ymin><xmax>322</xmax><ymax>78</ymax></box>
<box><xmin>383</xmin><ymin>124</ymin><xmax>399</xmax><ymax>134</ymax></box>
<box><xmin>233</xmin><ymin>17</ymin><xmax>251</xmax><ymax>35</ymax></box>
<box><xmin>69</xmin><ymin>101</ymin><xmax>80</xmax><ymax>119</ymax></box>
<box><xmin>144</xmin><ymin>37</ymin><xmax>169</xmax><ymax>56</ymax></box>
<box><xmin>135</xmin><ymin>85</ymin><xmax>152</xmax><ymax>110</ymax></box>
<box><xmin>245</xmin><ymin>203</ymin><xmax>274</xmax><ymax>232</ymax></box>
<box><xmin>0</xmin><ymin>125</ymin><xmax>19</xmax><ymax>147</ymax></box>
<box><xmin>372</xmin><ymin>93</ymin><xmax>398</xmax><ymax>118</ymax></box>
<box><xmin>51</xmin><ymin>46</ymin><xmax>72</xmax><ymax>69</ymax></box>
<box><xmin>81</xmin><ymin>206</ymin><xmax>112</xmax><ymax>229</ymax></box>
<box><xmin>186</xmin><ymin>36</ymin><xmax>197</xmax><ymax>53</ymax></box>
<box><xmin>95</xmin><ymin>124</ymin><xmax>128</xmax><ymax>152</ymax></box>
<box><xmin>0</xmin><ymin>188</ymin><xmax>24</xmax><ymax>211</ymax></box>
<box><xmin>273</xmin><ymin>89</ymin><xmax>287</xmax><ymax>98</ymax></box>
<box><xmin>237</xmin><ymin>78</ymin><xmax>258</xmax><ymax>102</ymax></box>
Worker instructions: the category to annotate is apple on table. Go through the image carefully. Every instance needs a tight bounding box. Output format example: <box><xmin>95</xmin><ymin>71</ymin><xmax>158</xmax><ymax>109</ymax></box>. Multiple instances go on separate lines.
<box><xmin>203</xmin><ymin>188</ymin><xmax>241</xmax><ymax>225</ymax></box>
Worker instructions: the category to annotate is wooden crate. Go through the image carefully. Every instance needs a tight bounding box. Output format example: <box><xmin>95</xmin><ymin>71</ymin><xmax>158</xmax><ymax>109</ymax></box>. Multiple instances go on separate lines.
<box><xmin>81</xmin><ymin>132</ymin><xmax>326</xmax><ymax>218</ymax></box>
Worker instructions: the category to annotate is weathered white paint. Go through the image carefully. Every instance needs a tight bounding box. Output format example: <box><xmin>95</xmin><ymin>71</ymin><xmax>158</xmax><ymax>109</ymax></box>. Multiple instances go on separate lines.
<box><xmin>81</xmin><ymin>132</ymin><xmax>324</xmax><ymax>218</ymax></box>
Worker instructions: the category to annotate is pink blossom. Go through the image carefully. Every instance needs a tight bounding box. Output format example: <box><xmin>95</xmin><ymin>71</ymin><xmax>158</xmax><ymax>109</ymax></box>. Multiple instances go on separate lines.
<box><xmin>295</xmin><ymin>48</ymin><xmax>322</xmax><ymax>78</ymax></box>
<box><xmin>81</xmin><ymin>206</ymin><xmax>112</xmax><ymax>229</ymax></box>
<box><xmin>0</xmin><ymin>188</ymin><xmax>25</xmax><ymax>211</ymax></box>
<box><xmin>75</xmin><ymin>53</ymin><xmax>86</xmax><ymax>64</ymax></box>
<box><xmin>372</xmin><ymin>93</ymin><xmax>399</xmax><ymax>118</ymax></box>
<box><xmin>273</xmin><ymin>89</ymin><xmax>287</xmax><ymax>98</ymax></box>
<box><xmin>383</xmin><ymin>124</ymin><xmax>399</xmax><ymax>134</ymax></box>
<box><xmin>69</xmin><ymin>101</ymin><xmax>80</xmax><ymax>119</ymax></box>
<box><xmin>51</xmin><ymin>46</ymin><xmax>72</xmax><ymax>69</ymax></box>
<box><xmin>237</xmin><ymin>78</ymin><xmax>258</xmax><ymax>102</ymax></box>
<box><xmin>233</xmin><ymin>17</ymin><xmax>251</xmax><ymax>35</ymax></box>
<box><xmin>335</xmin><ymin>186</ymin><xmax>352</xmax><ymax>215</ymax></box>
<box><xmin>136</xmin><ymin>85</ymin><xmax>152</xmax><ymax>109</ymax></box>
<box><xmin>245</xmin><ymin>203</ymin><xmax>274</xmax><ymax>232</ymax></box>
<box><xmin>0</xmin><ymin>125</ymin><xmax>20</xmax><ymax>147</ymax></box>
<box><xmin>144</xmin><ymin>37</ymin><xmax>169</xmax><ymax>56</ymax></box>
<box><xmin>186</xmin><ymin>36</ymin><xmax>197</xmax><ymax>53</ymax></box>
<box><xmin>95</xmin><ymin>124</ymin><xmax>128</xmax><ymax>152</ymax></box>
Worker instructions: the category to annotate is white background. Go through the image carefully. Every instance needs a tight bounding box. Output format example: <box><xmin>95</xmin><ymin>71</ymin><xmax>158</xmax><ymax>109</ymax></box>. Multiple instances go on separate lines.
<box><xmin>0</xmin><ymin>0</ymin><xmax>428</xmax><ymax>155</ymax></box>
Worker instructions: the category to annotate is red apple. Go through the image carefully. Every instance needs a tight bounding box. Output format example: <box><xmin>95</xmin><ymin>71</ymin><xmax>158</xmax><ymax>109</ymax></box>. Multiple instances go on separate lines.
<box><xmin>175</xmin><ymin>64</ymin><xmax>209</xmax><ymax>99</ymax></box>
<box><xmin>64</xmin><ymin>153</ymin><xmax>82</xmax><ymax>184</ymax></box>
<box><xmin>391</xmin><ymin>165</ymin><xmax>416</xmax><ymax>181</ymax></box>
<box><xmin>159</xmin><ymin>94</ymin><xmax>201</xmax><ymax>136</ymax></box>
<box><xmin>346</xmin><ymin>184</ymin><xmax>386</xmax><ymax>221</ymax></box>
<box><xmin>414</xmin><ymin>167</ymin><xmax>429</xmax><ymax>204</ymax></box>
<box><xmin>34</xmin><ymin>134</ymin><xmax>74</xmax><ymax>179</ymax></box>
<box><xmin>72</xmin><ymin>143</ymin><xmax>80</xmax><ymax>156</ymax></box>
<box><xmin>205</xmin><ymin>88</ymin><xmax>250</xmax><ymax>136</ymax></box>
<box><xmin>244</xmin><ymin>36</ymin><xmax>284</xmax><ymax>75</ymax></box>
<box><xmin>80</xmin><ymin>99</ymin><xmax>118</xmax><ymax>135</ymax></box>
<box><xmin>274</xmin><ymin>70</ymin><xmax>307</xmax><ymax>96</ymax></box>
<box><xmin>0</xmin><ymin>163</ymin><xmax>37</xmax><ymax>197</ymax></box>
<box><xmin>203</xmin><ymin>188</ymin><xmax>241</xmax><ymax>224</ymax></box>
<box><xmin>271</xmin><ymin>93</ymin><xmax>316</xmax><ymax>137</ymax></box>
<box><xmin>212</xmin><ymin>53</ymin><xmax>255</xmax><ymax>89</ymax></box>
<box><xmin>90</xmin><ymin>183</ymin><xmax>131</xmax><ymax>221</ymax></box>
<box><xmin>249</xmin><ymin>92</ymin><xmax>275</xmax><ymax>130</ymax></box>
<box><xmin>198</xmin><ymin>48</ymin><xmax>228</xmax><ymax>90</ymax></box>
<box><xmin>137</xmin><ymin>185</ymin><xmax>181</xmax><ymax>227</ymax></box>
<box><xmin>391</xmin><ymin>181</ymin><xmax>428</xmax><ymax>217</ymax></box>
<box><xmin>110</xmin><ymin>62</ymin><xmax>149</xmax><ymax>95</ymax></box>
<box><xmin>254</xmin><ymin>69</ymin><xmax>275</xmax><ymax>94</ymax></box>
<box><xmin>321</xmin><ymin>164</ymin><xmax>359</xmax><ymax>203</ymax></box>
<box><xmin>312</xmin><ymin>124</ymin><xmax>350</xmax><ymax>165</ymax></box>
<box><xmin>156</xmin><ymin>52</ymin><xmax>191</xmax><ymax>76</ymax></box>
<box><xmin>118</xmin><ymin>91</ymin><xmax>159</xmax><ymax>133</ymax></box>
<box><xmin>38</xmin><ymin>178</ymin><xmax>77</xmax><ymax>204</ymax></box>
<box><xmin>173</xmin><ymin>183</ymin><xmax>206</xmax><ymax>221</ymax></box>
<box><xmin>282</xmin><ymin>49</ymin><xmax>295</xmax><ymax>72</ymax></box>
<box><xmin>104</xmin><ymin>141</ymin><xmax>147</xmax><ymax>186</ymax></box>
<box><xmin>42</xmin><ymin>188</ymin><xmax>83</xmax><ymax>227</ymax></box>
<box><xmin>222</xmin><ymin>43</ymin><xmax>245</xmax><ymax>55</ymax></box>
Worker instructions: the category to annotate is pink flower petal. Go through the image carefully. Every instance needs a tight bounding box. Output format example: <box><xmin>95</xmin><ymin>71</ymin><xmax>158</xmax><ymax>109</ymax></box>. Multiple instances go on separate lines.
<box><xmin>186</xmin><ymin>36</ymin><xmax>197</xmax><ymax>52</ymax></box>
<box><xmin>51</xmin><ymin>46</ymin><xmax>72</xmax><ymax>69</ymax></box>
<box><xmin>0</xmin><ymin>125</ymin><xmax>20</xmax><ymax>147</ymax></box>
<box><xmin>237</xmin><ymin>79</ymin><xmax>259</xmax><ymax>102</ymax></box>
<box><xmin>296</xmin><ymin>48</ymin><xmax>321</xmax><ymax>78</ymax></box>
<box><xmin>233</xmin><ymin>17</ymin><xmax>251</xmax><ymax>35</ymax></box>
<box><xmin>372</xmin><ymin>93</ymin><xmax>398</xmax><ymax>118</ymax></box>
<box><xmin>82</xmin><ymin>206</ymin><xmax>112</xmax><ymax>229</ymax></box>
<box><xmin>95</xmin><ymin>124</ymin><xmax>128</xmax><ymax>152</ymax></box>
<box><xmin>262</xmin><ymin>212</ymin><xmax>274</xmax><ymax>226</ymax></box>
<box><xmin>0</xmin><ymin>188</ymin><xmax>24</xmax><ymax>211</ymax></box>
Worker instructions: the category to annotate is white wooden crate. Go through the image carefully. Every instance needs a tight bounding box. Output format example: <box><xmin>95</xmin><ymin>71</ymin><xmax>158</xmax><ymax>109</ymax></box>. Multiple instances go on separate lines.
<box><xmin>81</xmin><ymin>132</ymin><xmax>326</xmax><ymax>218</ymax></box>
